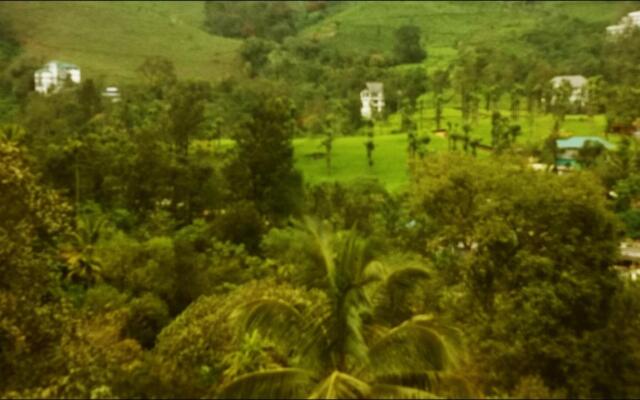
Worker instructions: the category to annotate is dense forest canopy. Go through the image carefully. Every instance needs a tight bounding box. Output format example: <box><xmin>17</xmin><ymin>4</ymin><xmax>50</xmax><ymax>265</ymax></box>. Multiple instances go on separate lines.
<box><xmin>2</xmin><ymin>1</ymin><xmax>640</xmax><ymax>398</ymax></box>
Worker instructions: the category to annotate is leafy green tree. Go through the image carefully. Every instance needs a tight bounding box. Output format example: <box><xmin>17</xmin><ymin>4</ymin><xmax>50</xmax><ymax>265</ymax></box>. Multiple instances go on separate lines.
<box><xmin>3</xmin><ymin>56</ymin><xmax>40</xmax><ymax>103</ymax></box>
<box><xmin>392</xmin><ymin>24</ymin><xmax>427</xmax><ymax>64</ymax></box>
<box><xmin>0</xmin><ymin>138</ymin><xmax>74</xmax><ymax>392</ymax></box>
<box><xmin>551</xmin><ymin>79</ymin><xmax>573</xmax><ymax>127</ymax></box>
<box><xmin>364</xmin><ymin>121</ymin><xmax>375</xmax><ymax>168</ymax></box>
<box><xmin>524</xmin><ymin>58</ymin><xmax>552</xmax><ymax>135</ymax></box>
<box><xmin>152</xmin><ymin>278</ymin><xmax>327</xmax><ymax>398</ymax></box>
<box><xmin>452</xmin><ymin>46</ymin><xmax>481</xmax><ymax>124</ymax></box>
<box><xmin>123</xmin><ymin>292</ymin><xmax>170</xmax><ymax>349</ymax></box>
<box><xmin>165</xmin><ymin>80</ymin><xmax>212</xmax><ymax>223</ymax></box>
<box><xmin>577</xmin><ymin>140</ymin><xmax>605</xmax><ymax>169</ymax></box>
<box><xmin>240</xmin><ymin>38</ymin><xmax>275</xmax><ymax>78</ymax></box>
<box><xmin>224</xmin><ymin>85</ymin><xmax>303</xmax><ymax>225</ymax></box>
<box><xmin>136</xmin><ymin>56</ymin><xmax>177</xmax><ymax>99</ymax></box>
<box><xmin>521</xmin><ymin>14</ymin><xmax>604</xmax><ymax>75</ymax></box>
<box><xmin>322</xmin><ymin>115</ymin><xmax>334</xmax><ymax>175</ymax></box>
<box><xmin>399</xmin><ymin>67</ymin><xmax>428</xmax><ymax>110</ymax></box>
<box><xmin>585</xmin><ymin>75</ymin><xmax>604</xmax><ymax>118</ymax></box>
<box><xmin>204</xmin><ymin>1</ymin><xmax>298</xmax><ymax>42</ymax></box>
<box><xmin>431</xmin><ymin>68</ymin><xmax>450</xmax><ymax>131</ymax></box>
<box><xmin>76</xmin><ymin>78</ymin><xmax>102</xmax><ymax>124</ymax></box>
<box><xmin>410</xmin><ymin>153</ymin><xmax>622</xmax><ymax>396</ymax></box>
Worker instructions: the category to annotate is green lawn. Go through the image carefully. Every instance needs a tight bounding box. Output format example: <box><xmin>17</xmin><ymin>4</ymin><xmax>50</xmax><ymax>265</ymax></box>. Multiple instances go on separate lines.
<box><xmin>196</xmin><ymin>108</ymin><xmax>612</xmax><ymax>193</ymax></box>
<box><xmin>293</xmin><ymin>112</ymin><xmax>609</xmax><ymax>191</ymax></box>
<box><xmin>0</xmin><ymin>1</ymin><xmax>242</xmax><ymax>84</ymax></box>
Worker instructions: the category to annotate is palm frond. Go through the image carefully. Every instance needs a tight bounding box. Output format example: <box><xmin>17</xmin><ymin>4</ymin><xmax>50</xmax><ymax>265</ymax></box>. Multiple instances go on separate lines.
<box><xmin>374</xmin><ymin>372</ymin><xmax>476</xmax><ymax>399</ymax></box>
<box><xmin>372</xmin><ymin>266</ymin><xmax>433</xmax><ymax>326</ymax></box>
<box><xmin>234</xmin><ymin>297</ymin><xmax>335</xmax><ymax>372</ymax></box>
<box><xmin>368</xmin><ymin>321</ymin><xmax>452</xmax><ymax>376</ymax></box>
<box><xmin>217</xmin><ymin>368</ymin><xmax>315</xmax><ymax>399</ymax></box>
<box><xmin>369</xmin><ymin>383</ymin><xmax>441</xmax><ymax>399</ymax></box>
<box><xmin>308</xmin><ymin>370</ymin><xmax>371</xmax><ymax>399</ymax></box>
<box><xmin>297</xmin><ymin>216</ymin><xmax>337</xmax><ymax>292</ymax></box>
<box><xmin>233</xmin><ymin>298</ymin><xmax>305</xmax><ymax>349</ymax></box>
<box><xmin>409</xmin><ymin>315</ymin><xmax>465</xmax><ymax>357</ymax></box>
<box><xmin>385</xmin><ymin>267</ymin><xmax>431</xmax><ymax>290</ymax></box>
<box><xmin>362</xmin><ymin>323</ymin><xmax>392</xmax><ymax>348</ymax></box>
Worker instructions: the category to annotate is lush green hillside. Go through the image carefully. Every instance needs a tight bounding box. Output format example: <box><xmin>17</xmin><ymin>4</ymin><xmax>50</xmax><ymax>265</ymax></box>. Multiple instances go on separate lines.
<box><xmin>2</xmin><ymin>1</ymin><xmax>636</xmax><ymax>83</ymax></box>
<box><xmin>302</xmin><ymin>0</ymin><xmax>635</xmax><ymax>69</ymax></box>
<box><xmin>0</xmin><ymin>1</ymin><xmax>242</xmax><ymax>84</ymax></box>
<box><xmin>0</xmin><ymin>0</ymin><xmax>631</xmax><ymax>191</ymax></box>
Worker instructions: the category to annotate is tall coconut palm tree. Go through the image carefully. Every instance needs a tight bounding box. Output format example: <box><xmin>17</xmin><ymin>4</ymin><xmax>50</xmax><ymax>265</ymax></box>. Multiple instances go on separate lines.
<box><xmin>218</xmin><ymin>217</ymin><xmax>471</xmax><ymax>399</ymax></box>
<box><xmin>60</xmin><ymin>213</ymin><xmax>107</xmax><ymax>286</ymax></box>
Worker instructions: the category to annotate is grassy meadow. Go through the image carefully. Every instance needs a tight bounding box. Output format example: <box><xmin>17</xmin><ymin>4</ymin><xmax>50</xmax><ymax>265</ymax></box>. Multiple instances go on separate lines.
<box><xmin>197</xmin><ymin>106</ymin><xmax>610</xmax><ymax>192</ymax></box>
<box><xmin>292</xmin><ymin>108</ymin><xmax>609</xmax><ymax>190</ymax></box>
<box><xmin>1</xmin><ymin>1</ymin><xmax>632</xmax><ymax>83</ymax></box>
<box><xmin>0</xmin><ymin>1</ymin><xmax>242</xmax><ymax>84</ymax></box>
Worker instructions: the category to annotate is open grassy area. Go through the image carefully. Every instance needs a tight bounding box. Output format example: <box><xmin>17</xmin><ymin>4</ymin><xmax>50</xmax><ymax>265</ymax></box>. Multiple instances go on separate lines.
<box><xmin>293</xmin><ymin>110</ymin><xmax>610</xmax><ymax>191</ymax></box>
<box><xmin>0</xmin><ymin>1</ymin><xmax>242</xmax><ymax>84</ymax></box>
<box><xmin>196</xmin><ymin>108</ymin><xmax>611</xmax><ymax>192</ymax></box>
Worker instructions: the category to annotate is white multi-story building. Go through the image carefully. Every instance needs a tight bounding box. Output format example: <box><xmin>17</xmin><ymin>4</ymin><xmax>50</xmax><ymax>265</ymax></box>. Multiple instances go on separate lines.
<box><xmin>34</xmin><ymin>61</ymin><xmax>81</xmax><ymax>94</ymax></box>
<box><xmin>360</xmin><ymin>82</ymin><xmax>384</xmax><ymax>120</ymax></box>
<box><xmin>550</xmin><ymin>75</ymin><xmax>588</xmax><ymax>105</ymax></box>
<box><xmin>606</xmin><ymin>10</ymin><xmax>640</xmax><ymax>36</ymax></box>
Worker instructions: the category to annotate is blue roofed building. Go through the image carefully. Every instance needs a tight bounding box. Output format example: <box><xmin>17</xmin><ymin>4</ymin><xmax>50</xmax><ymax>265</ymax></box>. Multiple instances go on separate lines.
<box><xmin>555</xmin><ymin>136</ymin><xmax>615</xmax><ymax>169</ymax></box>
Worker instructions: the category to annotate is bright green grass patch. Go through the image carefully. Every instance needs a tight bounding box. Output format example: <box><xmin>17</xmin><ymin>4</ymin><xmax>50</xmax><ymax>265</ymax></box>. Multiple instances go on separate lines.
<box><xmin>194</xmin><ymin>110</ymin><xmax>611</xmax><ymax>192</ymax></box>
<box><xmin>294</xmin><ymin>133</ymin><xmax>413</xmax><ymax>192</ymax></box>
<box><xmin>0</xmin><ymin>1</ymin><xmax>242</xmax><ymax>84</ymax></box>
<box><xmin>292</xmin><ymin>110</ymin><xmax>610</xmax><ymax>191</ymax></box>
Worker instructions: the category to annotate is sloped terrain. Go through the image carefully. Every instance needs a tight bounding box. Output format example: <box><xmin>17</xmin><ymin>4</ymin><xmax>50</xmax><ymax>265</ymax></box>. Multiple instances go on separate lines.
<box><xmin>0</xmin><ymin>1</ymin><xmax>242</xmax><ymax>83</ymax></box>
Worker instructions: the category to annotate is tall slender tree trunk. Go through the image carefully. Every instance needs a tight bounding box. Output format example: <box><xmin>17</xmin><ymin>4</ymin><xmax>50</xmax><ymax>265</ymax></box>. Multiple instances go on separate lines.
<box><xmin>74</xmin><ymin>149</ymin><xmax>80</xmax><ymax>219</ymax></box>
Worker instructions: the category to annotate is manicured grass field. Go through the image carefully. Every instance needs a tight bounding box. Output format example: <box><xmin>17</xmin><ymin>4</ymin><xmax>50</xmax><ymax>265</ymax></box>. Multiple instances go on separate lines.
<box><xmin>197</xmin><ymin>107</ymin><xmax>612</xmax><ymax>192</ymax></box>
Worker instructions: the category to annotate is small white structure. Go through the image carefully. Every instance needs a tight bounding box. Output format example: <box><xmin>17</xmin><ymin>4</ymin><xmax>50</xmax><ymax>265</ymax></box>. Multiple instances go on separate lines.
<box><xmin>34</xmin><ymin>60</ymin><xmax>81</xmax><ymax>94</ymax></box>
<box><xmin>550</xmin><ymin>75</ymin><xmax>588</xmax><ymax>105</ymax></box>
<box><xmin>606</xmin><ymin>10</ymin><xmax>640</xmax><ymax>36</ymax></box>
<box><xmin>101</xmin><ymin>86</ymin><xmax>121</xmax><ymax>103</ymax></box>
<box><xmin>360</xmin><ymin>82</ymin><xmax>384</xmax><ymax>120</ymax></box>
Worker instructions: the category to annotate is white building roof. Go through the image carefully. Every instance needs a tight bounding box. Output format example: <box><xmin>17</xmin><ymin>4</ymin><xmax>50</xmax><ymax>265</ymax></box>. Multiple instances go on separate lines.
<box><xmin>47</xmin><ymin>60</ymin><xmax>80</xmax><ymax>70</ymax></box>
<box><xmin>607</xmin><ymin>24</ymin><xmax>626</xmax><ymax>34</ymax></box>
<box><xmin>550</xmin><ymin>75</ymin><xmax>587</xmax><ymax>88</ymax></box>
<box><xmin>365</xmin><ymin>82</ymin><xmax>383</xmax><ymax>94</ymax></box>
